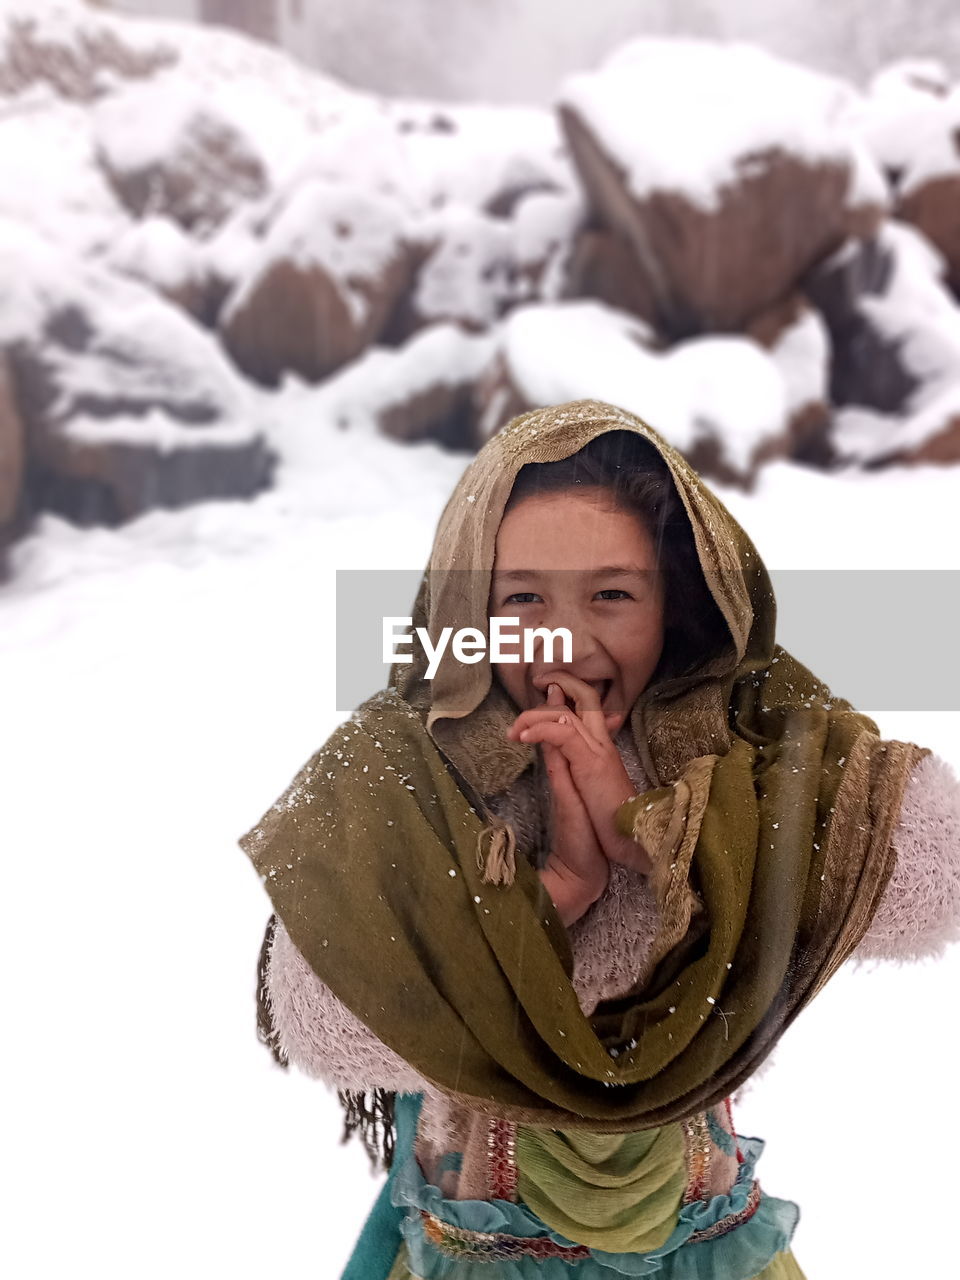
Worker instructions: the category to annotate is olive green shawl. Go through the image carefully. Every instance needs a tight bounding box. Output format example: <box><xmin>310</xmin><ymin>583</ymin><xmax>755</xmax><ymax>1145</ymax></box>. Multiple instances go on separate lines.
<box><xmin>239</xmin><ymin>398</ymin><xmax>928</xmax><ymax>1132</ymax></box>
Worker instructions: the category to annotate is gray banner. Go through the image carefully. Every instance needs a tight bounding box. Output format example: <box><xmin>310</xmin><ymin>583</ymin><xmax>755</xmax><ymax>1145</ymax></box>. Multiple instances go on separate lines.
<box><xmin>336</xmin><ymin>569</ymin><xmax>960</xmax><ymax>713</ymax></box>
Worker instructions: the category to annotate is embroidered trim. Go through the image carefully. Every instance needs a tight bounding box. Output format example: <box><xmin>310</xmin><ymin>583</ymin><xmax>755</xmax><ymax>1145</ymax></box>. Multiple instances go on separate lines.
<box><xmin>724</xmin><ymin>1095</ymin><xmax>745</xmax><ymax>1164</ymax></box>
<box><xmin>681</xmin><ymin>1112</ymin><xmax>712</xmax><ymax>1203</ymax></box>
<box><xmin>420</xmin><ymin>1210</ymin><xmax>593</xmax><ymax>1261</ymax></box>
<box><xmin>487</xmin><ymin>1116</ymin><xmax>519</xmax><ymax>1201</ymax></box>
<box><xmin>706</xmin><ymin>1108</ymin><xmax>738</xmax><ymax>1158</ymax></box>
<box><xmin>685</xmin><ymin>1179</ymin><xmax>763</xmax><ymax>1243</ymax></box>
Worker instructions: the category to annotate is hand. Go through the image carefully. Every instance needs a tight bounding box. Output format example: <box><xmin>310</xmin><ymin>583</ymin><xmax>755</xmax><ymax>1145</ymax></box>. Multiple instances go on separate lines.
<box><xmin>507</xmin><ymin>671</ymin><xmax>653</xmax><ymax>876</ymax></box>
<box><xmin>535</xmin><ymin>681</ymin><xmax>610</xmax><ymax>924</ymax></box>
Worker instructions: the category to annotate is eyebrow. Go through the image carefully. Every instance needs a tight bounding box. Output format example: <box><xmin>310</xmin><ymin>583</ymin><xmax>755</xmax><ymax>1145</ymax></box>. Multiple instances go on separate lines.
<box><xmin>491</xmin><ymin>566</ymin><xmax>657</xmax><ymax>581</ymax></box>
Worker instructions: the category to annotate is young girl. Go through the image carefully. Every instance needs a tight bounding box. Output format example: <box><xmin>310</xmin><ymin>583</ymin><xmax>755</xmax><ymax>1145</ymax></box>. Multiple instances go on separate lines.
<box><xmin>239</xmin><ymin>399</ymin><xmax>960</xmax><ymax>1280</ymax></box>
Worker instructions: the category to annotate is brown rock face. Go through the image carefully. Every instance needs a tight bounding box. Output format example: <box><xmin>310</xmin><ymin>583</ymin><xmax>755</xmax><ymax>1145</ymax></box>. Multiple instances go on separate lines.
<box><xmin>898</xmin><ymin>167</ymin><xmax>960</xmax><ymax>295</ymax></box>
<box><xmin>560</xmin><ymin>104</ymin><xmax>880</xmax><ymax>340</ymax></box>
<box><xmin>96</xmin><ymin>106</ymin><xmax>269</xmax><ymax>235</ymax></box>
<box><xmin>680</xmin><ymin>426</ymin><xmax>792</xmax><ymax>493</ymax></box>
<box><xmin>378</xmin><ymin>381</ymin><xmax>478</xmax><ymax>451</ymax></box>
<box><xmin>222</xmin><ymin>251</ymin><xmax>413</xmax><ymax>386</ymax></box>
<box><xmin>893</xmin><ymin>415</ymin><xmax>960</xmax><ymax>464</ymax></box>
<box><xmin>565</xmin><ymin>228</ymin><xmax>661</xmax><ymax>333</ymax></box>
<box><xmin>0</xmin><ymin>352</ymin><xmax>25</xmax><ymax>527</ymax></box>
<box><xmin>470</xmin><ymin>351</ymin><xmax>532</xmax><ymax>444</ymax></box>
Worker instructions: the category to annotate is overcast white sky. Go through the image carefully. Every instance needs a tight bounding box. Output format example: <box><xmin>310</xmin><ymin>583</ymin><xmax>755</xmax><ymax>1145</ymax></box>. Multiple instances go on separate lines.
<box><xmin>113</xmin><ymin>0</ymin><xmax>960</xmax><ymax>101</ymax></box>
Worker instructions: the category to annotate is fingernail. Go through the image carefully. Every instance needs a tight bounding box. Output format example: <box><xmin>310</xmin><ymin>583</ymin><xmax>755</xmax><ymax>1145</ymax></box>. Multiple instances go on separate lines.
<box><xmin>548</xmin><ymin>682</ymin><xmax>558</xmax><ymax>696</ymax></box>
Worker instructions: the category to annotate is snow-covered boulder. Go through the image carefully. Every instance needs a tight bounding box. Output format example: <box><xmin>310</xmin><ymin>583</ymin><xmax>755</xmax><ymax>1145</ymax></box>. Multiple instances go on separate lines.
<box><xmin>823</xmin><ymin>223</ymin><xmax>960</xmax><ymax>466</ymax></box>
<box><xmin>852</xmin><ymin>60</ymin><xmax>960</xmax><ymax>296</ymax></box>
<box><xmin>0</xmin><ymin>223</ymin><xmax>274</xmax><ymax>526</ymax></box>
<box><xmin>402</xmin><ymin>207</ymin><xmax>515</xmax><ymax>336</ymax></box>
<box><xmin>219</xmin><ymin>179</ymin><xmax>414</xmax><ymax>385</ymax></box>
<box><xmin>892</xmin><ymin>92</ymin><xmax>960</xmax><ymax>296</ymax></box>
<box><xmin>0</xmin><ymin>2</ymin><xmax>174</xmax><ymax>101</ymax></box>
<box><xmin>804</xmin><ymin>234</ymin><xmax>915</xmax><ymax>414</ymax></box>
<box><xmin>558</xmin><ymin>39</ymin><xmax>887</xmax><ymax>338</ymax></box>
<box><xmin>103</xmin><ymin>216</ymin><xmax>212</xmax><ymax>321</ymax></box>
<box><xmin>393</xmin><ymin>190</ymin><xmax>582</xmax><ymax>340</ymax></box>
<box><xmin>474</xmin><ymin>300</ymin><xmax>791</xmax><ymax>489</ymax></box>
<box><xmin>93</xmin><ymin>82</ymin><xmax>269</xmax><ymax>233</ymax></box>
<box><xmin>364</xmin><ymin>324</ymin><xmax>496</xmax><ymax>446</ymax></box>
<box><xmin>855</xmin><ymin>59</ymin><xmax>952</xmax><ymax>187</ymax></box>
<box><xmin>745</xmin><ymin>295</ymin><xmax>832</xmax><ymax>464</ymax></box>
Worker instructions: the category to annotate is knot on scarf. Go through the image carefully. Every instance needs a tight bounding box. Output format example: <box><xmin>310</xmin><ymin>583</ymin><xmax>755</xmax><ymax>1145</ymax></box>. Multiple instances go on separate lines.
<box><xmin>476</xmin><ymin>814</ymin><xmax>518</xmax><ymax>885</ymax></box>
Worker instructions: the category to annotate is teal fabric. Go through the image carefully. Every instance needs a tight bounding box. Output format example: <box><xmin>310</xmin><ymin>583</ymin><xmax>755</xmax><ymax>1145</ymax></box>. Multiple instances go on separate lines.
<box><xmin>383</xmin><ymin>1094</ymin><xmax>801</xmax><ymax>1279</ymax></box>
<box><xmin>340</xmin><ymin>1093</ymin><xmax>422</xmax><ymax>1280</ymax></box>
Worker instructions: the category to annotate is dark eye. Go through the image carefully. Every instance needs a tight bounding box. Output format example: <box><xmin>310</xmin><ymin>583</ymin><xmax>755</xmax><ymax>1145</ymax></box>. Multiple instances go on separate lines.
<box><xmin>596</xmin><ymin>589</ymin><xmax>632</xmax><ymax>601</ymax></box>
<box><xmin>504</xmin><ymin>592</ymin><xmax>540</xmax><ymax>604</ymax></box>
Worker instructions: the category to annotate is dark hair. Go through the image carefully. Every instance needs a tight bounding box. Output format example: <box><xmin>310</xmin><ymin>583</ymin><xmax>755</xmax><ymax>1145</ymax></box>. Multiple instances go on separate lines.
<box><xmin>502</xmin><ymin>431</ymin><xmax>730</xmax><ymax>685</ymax></box>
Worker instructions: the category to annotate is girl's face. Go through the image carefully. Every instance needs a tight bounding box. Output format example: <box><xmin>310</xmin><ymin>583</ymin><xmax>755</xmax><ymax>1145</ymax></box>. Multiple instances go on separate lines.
<box><xmin>488</xmin><ymin>488</ymin><xmax>666</xmax><ymax>735</ymax></box>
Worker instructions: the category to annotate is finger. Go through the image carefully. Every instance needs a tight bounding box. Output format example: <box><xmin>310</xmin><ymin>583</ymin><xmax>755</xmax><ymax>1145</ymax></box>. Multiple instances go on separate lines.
<box><xmin>513</xmin><ymin>706</ymin><xmax>620</xmax><ymax>737</ymax></box>
<box><xmin>541</xmin><ymin>740</ymin><xmax>577</xmax><ymax>801</ymax></box>
<box><xmin>542</xmin><ymin>741</ymin><xmax>594</xmax><ymax>828</ymax></box>
<box><xmin>520</xmin><ymin>716</ymin><xmax>602</xmax><ymax>758</ymax></box>
<box><xmin>508</xmin><ymin>706</ymin><xmax>573</xmax><ymax>738</ymax></box>
<box><xmin>541</xmin><ymin>671</ymin><xmax>610</xmax><ymax>743</ymax></box>
<box><xmin>546</xmin><ymin>681</ymin><xmax>566</xmax><ymax>708</ymax></box>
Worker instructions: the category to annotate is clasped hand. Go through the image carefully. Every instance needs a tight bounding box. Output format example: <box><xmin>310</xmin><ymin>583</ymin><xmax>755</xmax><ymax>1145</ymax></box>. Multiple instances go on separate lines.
<box><xmin>505</xmin><ymin>672</ymin><xmax>653</xmax><ymax>916</ymax></box>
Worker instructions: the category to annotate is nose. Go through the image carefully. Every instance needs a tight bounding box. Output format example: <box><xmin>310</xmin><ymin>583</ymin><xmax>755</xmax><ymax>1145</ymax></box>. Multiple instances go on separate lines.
<box><xmin>527</xmin><ymin>600</ymin><xmax>602</xmax><ymax>673</ymax></box>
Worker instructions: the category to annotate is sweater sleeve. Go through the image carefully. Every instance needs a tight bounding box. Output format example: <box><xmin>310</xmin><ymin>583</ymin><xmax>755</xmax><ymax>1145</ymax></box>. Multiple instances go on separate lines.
<box><xmin>851</xmin><ymin>750</ymin><xmax>960</xmax><ymax>965</ymax></box>
<box><xmin>261</xmin><ymin>913</ymin><xmax>432</xmax><ymax>1095</ymax></box>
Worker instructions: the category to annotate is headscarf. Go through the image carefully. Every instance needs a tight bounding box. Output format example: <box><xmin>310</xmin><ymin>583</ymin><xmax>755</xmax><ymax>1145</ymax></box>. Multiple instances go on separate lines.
<box><xmin>239</xmin><ymin>398</ymin><xmax>928</xmax><ymax>1141</ymax></box>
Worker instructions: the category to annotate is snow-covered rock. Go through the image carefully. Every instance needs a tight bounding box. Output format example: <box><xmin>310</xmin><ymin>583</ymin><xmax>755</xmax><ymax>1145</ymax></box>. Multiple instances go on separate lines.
<box><xmin>476</xmin><ymin>300</ymin><xmax>791</xmax><ymax>489</ymax></box>
<box><xmin>745</xmin><ymin>295</ymin><xmax>832</xmax><ymax>464</ymax></box>
<box><xmin>219</xmin><ymin>179</ymin><xmax>414</xmax><ymax>385</ymax></box>
<box><xmin>406</xmin><ymin>206</ymin><xmax>515</xmax><ymax>334</ymax></box>
<box><xmin>368</xmin><ymin>324</ymin><xmax>496</xmax><ymax>446</ymax></box>
<box><xmin>892</xmin><ymin>91</ymin><xmax>960</xmax><ymax>295</ymax></box>
<box><xmin>0</xmin><ymin>1</ymin><xmax>175</xmax><ymax>101</ymax></box>
<box><xmin>854</xmin><ymin>60</ymin><xmax>951</xmax><ymax>183</ymax></box>
<box><xmin>558</xmin><ymin>38</ymin><xmax>887</xmax><ymax>337</ymax></box>
<box><xmin>804</xmin><ymin>233</ymin><xmax>915</xmax><ymax>414</ymax></box>
<box><xmin>103</xmin><ymin>216</ymin><xmax>212</xmax><ymax>320</ymax></box>
<box><xmin>853</xmin><ymin>60</ymin><xmax>960</xmax><ymax>295</ymax></box>
<box><xmin>93</xmin><ymin>82</ymin><xmax>269</xmax><ymax>233</ymax></box>
<box><xmin>0</xmin><ymin>221</ymin><xmax>274</xmax><ymax>526</ymax></box>
<box><xmin>816</xmin><ymin>223</ymin><xmax>960</xmax><ymax>466</ymax></box>
<box><xmin>394</xmin><ymin>189</ymin><xmax>583</xmax><ymax>339</ymax></box>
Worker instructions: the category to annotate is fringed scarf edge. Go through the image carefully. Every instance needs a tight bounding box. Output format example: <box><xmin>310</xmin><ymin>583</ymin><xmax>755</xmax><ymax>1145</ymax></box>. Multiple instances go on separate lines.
<box><xmin>256</xmin><ymin>913</ymin><xmax>398</xmax><ymax>1172</ymax></box>
<box><xmin>337</xmin><ymin>1087</ymin><xmax>398</xmax><ymax>1173</ymax></box>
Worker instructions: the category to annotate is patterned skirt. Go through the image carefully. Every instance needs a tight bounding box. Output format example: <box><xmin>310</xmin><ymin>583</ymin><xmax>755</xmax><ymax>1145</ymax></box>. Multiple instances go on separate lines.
<box><xmin>344</xmin><ymin>1094</ymin><xmax>807</xmax><ymax>1280</ymax></box>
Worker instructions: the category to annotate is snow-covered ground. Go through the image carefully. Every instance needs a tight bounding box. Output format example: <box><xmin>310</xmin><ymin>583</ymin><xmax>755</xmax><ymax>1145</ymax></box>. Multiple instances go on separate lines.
<box><xmin>2</xmin><ymin>383</ymin><xmax>959</xmax><ymax>1280</ymax></box>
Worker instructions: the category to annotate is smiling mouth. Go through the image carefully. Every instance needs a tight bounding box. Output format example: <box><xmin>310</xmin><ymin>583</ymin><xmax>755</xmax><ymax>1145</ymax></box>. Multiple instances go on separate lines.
<box><xmin>588</xmin><ymin>679</ymin><xmax>613</xmax><ymax>706</ymax></box>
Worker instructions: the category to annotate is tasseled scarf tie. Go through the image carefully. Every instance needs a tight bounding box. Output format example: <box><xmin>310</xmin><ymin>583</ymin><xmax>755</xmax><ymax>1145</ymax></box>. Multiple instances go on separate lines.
<box><xmin>476</xmin><ymin>814</ymin><xmax>518</xmax><ymax>885</ymax></box>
